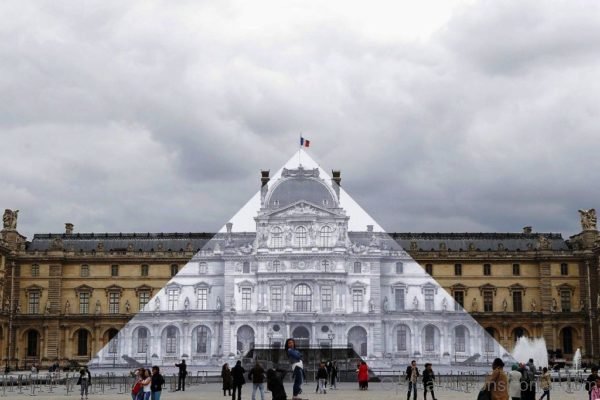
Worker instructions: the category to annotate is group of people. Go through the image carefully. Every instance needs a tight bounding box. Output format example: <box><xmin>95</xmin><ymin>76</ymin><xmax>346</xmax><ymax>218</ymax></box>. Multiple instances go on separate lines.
<box><xmin>315</xmin><ymin>361</ymin><xmax>338</xmax><ymax>393</ymax></box>
<box><xmin>130</xmin><ymin>366</ymin><xmax>165</xmax><ymax>400</ymax></box>
<box><xmin>480</xmin><ymin>357</ymin><xmax>551</xmax><ymax>400</ymax></box>
<box><xmin>220</xmin><ymin>360</ymin><xmax>287</xmax><ymax>400</ymax></box>
<box><xmin>405</xmin><ymin>360</ymin><xmax>437</xmax><ymax>400</ymax></box>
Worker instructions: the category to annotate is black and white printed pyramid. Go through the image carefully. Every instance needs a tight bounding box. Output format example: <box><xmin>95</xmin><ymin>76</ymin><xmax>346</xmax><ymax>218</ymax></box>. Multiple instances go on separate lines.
<box><xmin>91</xmin><ymin>149</ymin><xmax>511</xmax><ymax>372</ymax></box>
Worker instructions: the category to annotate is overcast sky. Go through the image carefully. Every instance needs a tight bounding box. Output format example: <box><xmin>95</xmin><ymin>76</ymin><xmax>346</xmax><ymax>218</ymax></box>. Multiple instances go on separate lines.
<box><xmin>1</xmin><ymin>0</ymin><xmax>599</xmax><ymax>240</ymax></box>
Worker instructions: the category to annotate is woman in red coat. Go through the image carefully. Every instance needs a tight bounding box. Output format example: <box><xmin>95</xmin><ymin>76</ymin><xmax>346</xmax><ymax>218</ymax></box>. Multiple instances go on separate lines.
<box><xmin>357</xmin><ymin>361</ymin><xmax>369</xmax><ymax>390</ymax></box>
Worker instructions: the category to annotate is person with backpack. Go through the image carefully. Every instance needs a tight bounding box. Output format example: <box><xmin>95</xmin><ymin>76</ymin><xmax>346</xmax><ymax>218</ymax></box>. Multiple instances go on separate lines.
<box><xmin>267</xmin><ymin>368</ymin><xmax>287</xmax><ymax>400</ymax></box>
<box><xmin>151</xmin><ymin>366</ymin><xmax>165</xmax><ymax>400</ymax></box>
<box><xmin>422</xmin><ymin>363</ymin><xmax>436</xmax><ymax>400</ymax></box>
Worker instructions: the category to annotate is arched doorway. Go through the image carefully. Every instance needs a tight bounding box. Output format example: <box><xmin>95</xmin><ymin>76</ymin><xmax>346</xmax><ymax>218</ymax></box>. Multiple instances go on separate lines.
<box><xmin>26</xmin><ymin>330</ymin><xmax>40</xmax><ymax>358</ymax></box>
<box><xmin>292</xmin><ymin>326</ymin><xmax>310</xmax><ymax>348</ymax></box>
<box><xmin>75</xmin><ymin>329</ymin><xmax>91</xmax><ymax>357</ymax></box>
<box><xmin>237</xmin><ymin>325</ymin><xmax>255</xmax><ymax>355</ymax></box>
<box><xmin>104</xmin><ymin>328</ymin><xmax>119</xmax><ymax>354</ymax></box>
<box><xmin>512</xmin><ymin>327</ymin><xmax>529</xmax><ymax>342</ymax></box>
<box><xmin>348</xmin><ymin>326</ymin><xmax>368</xmax><ymax>357</ymax></box>
<box><xmin>560</xmin><ymin>327</ymin><xmax>574</xmax><ymax>355</ymax></box>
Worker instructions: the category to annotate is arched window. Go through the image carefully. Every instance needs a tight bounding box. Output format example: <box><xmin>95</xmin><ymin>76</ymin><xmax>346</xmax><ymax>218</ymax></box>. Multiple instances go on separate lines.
<box><xmin>137</xmin><ymin>327</ymin><xmax>149</xmax><ymax>353</ymax></box>
<box><xmin>295</xmin><ymin>226</ymin><xmax>307</xmax><ymax>247</ymax></box>
<box><xmin>195</xmin><ymin>326</ymin><xmax>210</xmax><ymax>354</ymax></box>
<box><xmin>319</xmin><ymin>226</ymin><xmax>334</xmax><ymax>247</ymax></box>
<box><xmin>454</xmin><ymin>326</ymin><xmax>466</xmax><ymax>352</ymax></box>
<box><xmin>166</xmin><ymin>326</ymin><xmax>178</xmax><ymax>354</ymax></box>
<box><xmin>271</xmin><ymin>227</ymin><xmax>283</xmax><ymax>248</ymax></box>
<box><xmin>293</xmin><ymin>284</ymin><xmax>312</xmax><ymax>312</ymax></box>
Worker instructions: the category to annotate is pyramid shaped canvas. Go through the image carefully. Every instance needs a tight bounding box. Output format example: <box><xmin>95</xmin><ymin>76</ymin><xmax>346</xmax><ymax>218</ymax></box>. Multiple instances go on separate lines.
<box><xmin>90</xmin><ymin>149</ymin><xmax>511</xmax><ymax>372</ymax></box>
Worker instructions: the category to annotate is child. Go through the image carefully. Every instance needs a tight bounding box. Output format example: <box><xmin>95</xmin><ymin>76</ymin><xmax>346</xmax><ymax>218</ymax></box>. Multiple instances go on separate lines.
<box><xmin>539</xmin><ymin>367</ymin><xmax>551</xmax><ymax>400</ymax></box>
<box><xmin>316</xmin><ymin>362</ymin><xmax>328</xmax><ymax>394</ymax></box>
<box><xmin>267</xmin><ymin>369</ymin><xmax>287</xmax><ymax>400</ymax></box>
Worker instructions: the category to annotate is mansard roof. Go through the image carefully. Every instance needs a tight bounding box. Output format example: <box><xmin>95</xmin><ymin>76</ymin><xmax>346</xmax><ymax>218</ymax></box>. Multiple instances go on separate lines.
<box><xmin>266</xmin><ymin>167</ymin><xmax>337</xmax><ymax>210</ymax></box>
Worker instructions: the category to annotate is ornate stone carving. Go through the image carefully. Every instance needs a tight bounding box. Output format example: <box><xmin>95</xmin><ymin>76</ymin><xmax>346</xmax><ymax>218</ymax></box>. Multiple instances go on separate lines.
<box><xmin>579</xmin><ymin>209</ymin><xmax>597</xmax><ymax>231</ymax></box>
<box><xmin>125</xmin><ymin>300</ymin><xmax>131</xmax><ymax>313</ymax></box>
<box><xmin>537</xmin><ymin>235</ymin><xmax>551</xmax><ymax>250</ymax></box>
<box><xmin>471</xmin><ymin>297</ymin><xmax>478</xmax><ymax>312</ymax></box>
<box><xmin>216</xmin><ymin>296</ymin><xmax>222</xmax><ymax>311</ymax></box>
<box><xmin>368</xmin><ymin>298</ymin><xmax>375</xmax><ymax>312</ymax></box>
<box><xmin>2</xmin><ymin>209</ymin><xmax>18</xmax><ymax>230</ymax></box>
<box><xmin>65</xmin><ymin>300</ymin><xmax>70</xmax><ymax>315</ymax></box>
<box><xmin>502</xmin><ymin>298</ymin><xmax>508</xmax><ymax>312</ymax></box>
<box><xmin>413</xmin><ymin>296</ymin><xmax>419</xmax><ymax>310</ymax></box>
<box><xmin>95</xmin><ymin>300</ymin><xmax>101</xmax><ymax>315</ymax></box>
<box><xmin>382</xmin><ymin>296</ymin><xmax>389</xmax><ymax>312</ymax></box>
<box><xmin>442</xmin><ymin>297</ymin><xmax>448</xmax><ymax>311</ymax></box>
<box><xmin>530</xmin><ymin>299</ymin><xmax>536</xmax><ymax>312</ymax></box>
<box><xmin>410</xmin><ymin>241</ymin><xmax>418</xmax><ymax>251</ymax></box>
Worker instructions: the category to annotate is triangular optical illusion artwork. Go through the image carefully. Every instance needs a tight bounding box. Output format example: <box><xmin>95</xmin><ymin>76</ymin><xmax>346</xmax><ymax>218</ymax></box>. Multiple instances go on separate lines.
<box><xmin>91</xmin><ymin>149</ymin><xmax>511</xmax><ymax>373</ymax></box>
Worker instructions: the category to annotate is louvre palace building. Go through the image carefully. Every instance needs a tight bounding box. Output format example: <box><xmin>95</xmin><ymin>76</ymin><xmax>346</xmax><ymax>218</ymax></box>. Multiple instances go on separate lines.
<box><xmin>0</xmin><ymin>163</ymin><xmax>599</xmax><ymax>371</ymax></box>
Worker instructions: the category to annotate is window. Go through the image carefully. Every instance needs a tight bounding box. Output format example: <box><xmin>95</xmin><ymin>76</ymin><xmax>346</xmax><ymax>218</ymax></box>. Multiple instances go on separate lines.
<box><xmin>425</xmin><ymin>264</ymin><xmax>433</xmax><ymax>275</ymax></box>
<box><xmin>109</xmin><ymin>292</ymin><xmax>120</xmax><ymax>314</ymax></box>
<box><xmin>395</xmin><ymin>288</ymin><xmax>405</xmax><ymax>311</ymax></box>
<box><xmin>199</xmin><ymin>262</ymin><xmax>207</xmax><ymax>274</ymax></box>
<box><xmin>271</xmin><ymin>227</ymin><xmax>283</xmax><ymax>248</ymax></box>
<box><xmin>483</xmin><ymin>290</ymin><xmax>494</xmax><ymax>312</ymax></box>
<box><xmin>139</xmin><ymin>291</ymin><xmax>150</xmax><ymax>311</ymax></box>
<box><xmin>483</xmin><ymin>264</ymin><xmax>491</xmax><ymax>276</ymax></box>
<box><xmin>273</xmin><ymin>260</ymin><xmax>281</xmax><ymax>272</ymax></box>
<box><xmin>107</xmin><ymin>329</ymin><xmax>118</xmax><ymax>354</ymax></box>
<box><xmin>512</xmin><ymin>263</ymin><xmax>520</xmax><ymax>276</ymax></box>
<box><xmin>141</xmin><ymin>264</ymin><xmax>149</xmax><ymax>277</ymax></box>
<box><xmin>196</xmin><ymin>326</ymin><xmax>209</xmax><ymax>353</ymax></box>
<box><xmin>513</xmin><ymin>291</ymin><xmax>523</xmax><ymax>312</ymax></box>
<box><xmin>31</xmin><ymin>264</ymin><xmax>39</xmax><ymax>277</ymax></box>
<box><xmin>352</xmin><ymin>289</ymin><xmax>363</xmax><ymax>312</ymax></box>
<box><xmin>319</xmin><ymin>226</ymin><xmax>333</xmax><ymax>247</ymax></box>
<box><xmin>81</xmin><ymin>264</ymin><xmax>90</xmax><ymax>277</ymax></box>
<box><xmin>560</xmin><ymin>290</ymin><xmax>571</xmax><ymax>312</ymax></box>
<box><xmin>560</xmin><ymin>263</ymin><xmax>569</xmax><ymax>276</ymax></box>
<box><xmin>293</xmin><ymin>284</ymin><xmax>312</xmax><ymax>312</ymax></box>
<box><xmin>111</xmin><ymin>265</ymin><xmax>119</xmax><ymax>277</ymax></box>
<box><xmin>353</xmin><ymin>262</ymin><xmax>361</xmax><ymax>273</ymax></box>
<box><xmin>197</xmin><ymin>288</ymin><xmax>208</xmax><ymax>310</ymax></box>
<box><xmin>454</xmin><ymin>264</ymin><xmax>462</xmax><ymax>276</ymax></box>
<box><xmin>242</xmin><ymin>288</ymin><xmax>252</xmax><ymax>311</ymax></box>
<box><xmin>321</xmin><ymin>287</ymin><xmax>332</xmax><ymax>312</ymax></box>
<box><xmin>563</xmin><ymin>327</ymin><xmax>573</xmax><ymax>354</ymax></box>
<box><xmin>424</xmin><ymin>326</ymin><xmax>435</xmax><ymax>352</ymax></box>
<box><xmin>455</xmin><ymin>326</ymin><xmax>466</xmax><ymax>352</ymax></box>
<box><xmin>28</xmin><ymin>292</ymin><xmax>40</xmax><ymax>314</ymax></box>
<box><xmin>137</xmin><ymin>328</ymin><xmax>148</xmax><ymax>353</ymax></box>
<box><xmin>243</xmin><ymin>262</ymin><xmax>250</xmax><ymax>274</ymax></box>
<box><xmin>167</xmin><ymin>289</ymin><xmax>178</xmax><ymax>311</ymax></box>
<box><xmin>170</xmin><ymin>264</ymin><xmax>178</xmax><ymax>277</ymax></box>
<box><xmin>424</xmin><ymin>288</ymin><xmax>434</xmax><ymax>311</ymax></box>
<box><xmin>485</xmin><ymin>328</ymin><xmax>495</xmax><ymax>352</ymax></box>
<box><xmin>27</xmin><ymin>331</ymin><xmax>38</xmax><ymax>357</ymax></box>
<box><xmin>321</xmin><ymin>260</ymin><xmax>330</xmax><ymax>272</ymax></box>
<box><xmin>397</xmin><ymin>326</ymin><xmax>408</xmax><ymax>351</ymax></box>
<box><xmin>295</xmin><ymin>226</ymin><xmax>307</xmax><ymax>247</ymax></box>
<box><xmin>77</xmin><ymin>330</ymin><xmax>89</xmax><ymax>356</ymax></box>
<box><xmin>79</xmin><ymin>293</ymin><xmax>90</xmax><ymax>314</ymax></box>
<box><xmin>166</xmin><ymin>327</ymin><xmax>178</xmax><ymax>354</ymax></box>
<box><xmin>271</xmin><ymin>287</ymin><xmax>282</xmax><ymax>312</ymax></box>
<box><xmin>454</xmin><ymin>291</ymin><xmax>464</xmax><ymax>311</ymax></box>
<box><xmin>396</xmin><ymin>262</ymin><xmax>403</xmax><ymax>274</ymax></box>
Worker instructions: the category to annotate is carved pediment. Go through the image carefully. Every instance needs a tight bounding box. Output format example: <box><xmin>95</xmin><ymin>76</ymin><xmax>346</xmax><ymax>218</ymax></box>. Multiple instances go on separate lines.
<box><xmin>237</xmin><ymin>279</ymin><xmax>256</xmax><ymax>292</ymax></box>
<box><xmin>266</xmin><ymin>201</ymin><xmax>340</xmax><ymax>218</ymax></box>
<box><xmin>420</xmin><ymin>282</ymin><xmax>439</xmax><ymax>295</ymax></box>
<box><xmin>450</xmin><ymin>283</ymin><xmax>469</xmax><ymax>296</ymax></box>
<box><xmin>74</xmin><ymin>284</ymin><xmax>94</xmax><ymax>294</ymax></box>
<box><xmin>134</xmin><ymin>284</ymin><xmax>153</xmax><ymax>297</ymax></box>
<box><xmin>556</xmin><ymin>283</ymin><xmax>575</xmax><ymax>295</ymax></box>
<box><xmin>105</xmin><ymin>284</ymin><xmax>123</xmax><ymax>296</ymax></box>
<box><xmin>508</xmin><ymin>283</ymin><xmax>526</xmax><ymax>295</ymax></box>
<box><xmin>194</xmin><ymin>281</ymin><xmax>212</xmax><ymax>293</ymax></box>
<box><xmin>348</xmin><ymin>281</ymin><xmax>367</xmax><ymax>294</ymax></box>
<box><xmin>24</xmin><ymin>284</ymin><xmax>44</xmax><ymax>293</ymax></box>
<box><xmin>479</xmin><ymin>283</ymin><xmax>497</xmax><ymax>296</ymax></box>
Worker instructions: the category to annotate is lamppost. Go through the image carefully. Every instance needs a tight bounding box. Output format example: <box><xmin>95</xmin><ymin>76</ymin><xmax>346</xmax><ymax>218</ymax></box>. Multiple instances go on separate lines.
<box><xmin>328</xmin><ymin>333</ymin><xmax>335</xmax><ymax>360</ymax></box>
<box><xmin>267</xmin><ymin>332</ymin><xmax>273</xmax><ymax>362</ymax></box>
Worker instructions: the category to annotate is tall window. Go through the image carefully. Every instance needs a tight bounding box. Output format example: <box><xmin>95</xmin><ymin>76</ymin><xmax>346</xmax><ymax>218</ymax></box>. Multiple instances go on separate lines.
<box><xmin>563</xmin><ymin>327</ymin><xmax>573</xmax><ymax>354</ymax></box>
<box><xmin>167</xmin><ymin>289</ymin><xmax>178</xmax><ymax>311</ymax></box>
<box><xmin>31</xmin><ymin>264</ymin><xmax>39</xmax><ymax>277</ymax></box>
<box><xmin>454</xmin><ymin>264</ymin><xmax>462</xmax><ymax>276</ymax></box>
<box><xmin>319</xmin><ymin>226</ymin><xmax>333</xmax><ymax>247</ymax></box>
<box><xmin>196</xmin><ymin>326</ymin><xmax>209</xmax><ymax>353</ymax></box>
<box><xmin>141</xmin><ymin>264</ymin><xmax>149</xmax><ymax>277</ymax></box>
<box><xmin>560</xmin><ymin>263</ymin><xmax>569</xmax><ymax>276</ymax></box>
<box><xmin>454</xmin><ymin>291</ymin><xmax>464</xmax><ymax>311</ymax></box>
<box><xmin>561</xmin><ymin>290</ymin><xmax>571</xmax><ymax>312</ymax></box>
<box><xmin>424</xmin><ymin>288</ymin><xmax>434</xmax><ymax>311</ymax></box>
<box><xmin>424</xmin><ymin>326</ymin><xmax>435</xmax><ymax>352</ymax></box>
<box><xmin>352</xmin><ymin>289</ymin><xmax>363</xmax><ymax>312</ymax></box>
<box><xmin>395</xmin><ymin>288</ymin><xmax>405</xmax><ymax>311</ymax></box>
<box><xmin>295</xmin><ymin>226</ymin><xmax>307</xmax><ymax>247</ymax></box>
<box><xmin>243</xmin><ymin>262</ymin><xmax>250</xmax><ymax>274</ymax></box>
<box><xmin>513</xmin><ymin>291</ymin><xmax>523</xmax><ymax>312</ymax></box>
<box><xmin>28</xmin><ymin>292</ymin><xmax>40</xmax><ymax>314</ymax></box>
<box><xmin>425</xmin><ymin>264</ymin><xmax>433</xmax><ymax>275</ymax></box>
<box><xmin>111</xmin><ymin>265</ymin><xmax>119</xmax><ymax>277</ymax></box>
<box><xmin>293</xmin><ymin>284</ymin><xmax>312</xmax><ymax>312</ymax></box>
<box><xmin>79</xmin><ymin>292</ymin><xmax>90</xmax><ymax>314</ymax></box>
<box><xmin>166</xmin><ymin>327</ymin><xmax>177</xmax><ymax>354</ymax></box>
<box><xmin>273</xmin><ymin>260</ymin><xmax>281</xmax><ymax>272</ymax></box>
<box><xmin>483</xmin><ymin>264</ymin><xmax>491</xmax><ymax>276</ymax></box>
<box><xmin>197</xmin><ymin>288</ymin><xmax>208</xmax><ymax>310</ymax></box>
<box><xmin>321</xmin><ymin>260</ymin><xmax>330</xmax><ymax>272</ymax></box>
<box><xmin>80</xmin><ymin>264</ymin><xmax>90</xmax><ymax>277</ymax></box>
<box><xmin>271</xmin><ymin>227</ymin><xmax>283</xmax><ymax>248</ymax></box>
<box><xmin>170</xmin><ymin>264</ymin><xmax>178</xmax><ymax>277</ymax></box>
<box><xmin>271</xmin><ymin>287</ymin><xmax>282</xmax><ymax>312</ymax></box>
<box><xmin>397</xmin><ymin>326</ymin><xmax>408</xmax><ymax>351</ymax></box>
<box><xmin>321</xmin><ymin>286</ymin><xmax>332</xmax><ymax>312</ymax></box>
<box><xmin>199</xmin><ymin>262</ymin><xmax>207</xmax><ymax>274</ymax></box>
<box><xmin>455</xmin><ymin>326</ymin><xmax>466</xmax><ymax>352</ymax></box>
<box><xmin>137</xmin><ymin>328</ymin><xmax>148</xmax><ymax>353</ymax></box>
<box><xmin>396</xmin><ymin>262</ymin><xmax>403</xmax><ymax>274</ymax></box>
<box><xmin>109</xmin><ymin>292</ymin><xmax>120</xmax><ymax>314</ymax></box>
<box><xmin>485</xmin><ymin>328</ymin><xmax>495</xmax><ymax>352</ymax></box>
<box><xmin>353</xmin><ymin>262</ymin><xmax>361</xmax><ymax>273</ymax></box>
<box><xmin>27</xmin><ymin>331</ymin><xmax>39</xmax><ymax>357</ymax></box>
<box><xmin>107</xmin><ymin>329</ymin><xmax>118</xmax><ymax>354</ymax></box>
<box><xmin>483</xmin><ymin>290</ymin><xmax>494</xmax><ymax>312</ymax></box>
<box><xmin>512</xmin><ymin>264</ymin><xmax>521</xmax><ymax>276</ymax></box>
<box><xmin>77</xmin><ymin>330</ymin><xmax>89</xmax><ymax>356</ymax></box>
<box><xmin>242</xmin><ymin>288</ymin><xmax>251</xmax><ymax>311</ymax></box>
<box><xmin>139</xmin><ymin>291</ymin><xmax>150</xmax><ymax>311</ymax></box>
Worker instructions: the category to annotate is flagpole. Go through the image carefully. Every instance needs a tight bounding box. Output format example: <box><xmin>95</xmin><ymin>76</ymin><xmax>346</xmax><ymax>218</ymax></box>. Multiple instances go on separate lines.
<box><xmin>298</xmin><ymin>132</ymin><xmax>302</xmax><ymax>166</ymax></box>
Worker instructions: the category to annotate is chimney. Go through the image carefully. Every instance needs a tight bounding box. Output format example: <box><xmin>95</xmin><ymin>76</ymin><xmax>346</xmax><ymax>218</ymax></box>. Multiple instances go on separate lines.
<box><xmin>226</xmin><ymin>222</ymin><xmax>233</xmax><ymax>234</ymax></box>
<box><xmin>523</xmin><ymin>226</ymin><xmax>532</xmax><ymax>234</ymax></box>
<box><xmin>65</xmin><ymin>223</ymin><xmax>74</xmax><ymax>235</ymax></box>
<box><xmin>331</xmin><ymin>170</ymin><xmax>341</xmax><ymax>199</ymax></box>
<box><xmin>260</xmin><ymin>170</ymin><xmax>270</xmax><ymax>206</ymax></box>
<box><xmin>367</xmin><ymin>225</ymin><xmax>373</xmax><ymax>233</ymax></box>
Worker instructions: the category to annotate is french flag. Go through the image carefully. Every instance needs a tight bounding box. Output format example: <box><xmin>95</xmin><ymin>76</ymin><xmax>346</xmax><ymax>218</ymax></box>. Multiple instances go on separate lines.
<box><xmin>300</xmin><ymin>137</ymin><xmax>310</xmax><ymax>147</ymax></box>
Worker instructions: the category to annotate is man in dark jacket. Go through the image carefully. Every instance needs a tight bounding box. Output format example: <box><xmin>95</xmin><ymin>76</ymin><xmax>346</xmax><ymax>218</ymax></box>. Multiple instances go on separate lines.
<box><xmin>232</xmin><ymin>360</ymin><xmax>246</xmax><ymax>400</ymax></box>
<box><xmin>175</xmin><ymin>359</ymin><xmax>187</xmax><ymax>391</ymax></box>
<box><xmin>405</xmin><ymin>360</ymin><xmax>419</xmax><ymax>400</ymax></box>
<box><xmin>422</xmin><ymin>363</ymin><xmax>436</xmax><ymax>400</ymax></box>
<box><xmin>248</xmin><ymin>362</ymin><xmax>266</xmax><ymax>400</ymax></box>
<box><xmin>151</xmin><ymin>366</ymin><xmax>165</xmax><ymax>400</ymax></box>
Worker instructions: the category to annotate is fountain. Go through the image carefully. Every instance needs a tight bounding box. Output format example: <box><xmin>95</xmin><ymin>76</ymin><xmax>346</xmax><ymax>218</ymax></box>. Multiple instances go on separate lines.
<box><xmin>511</xmin><ymin>337</ymin><xmax>548</xmax><ymax>368</ymax></box>
<box><xmin>573</xmin><ymin>348</ymin><xmax>582</xmax><ymax>371</ymax></box>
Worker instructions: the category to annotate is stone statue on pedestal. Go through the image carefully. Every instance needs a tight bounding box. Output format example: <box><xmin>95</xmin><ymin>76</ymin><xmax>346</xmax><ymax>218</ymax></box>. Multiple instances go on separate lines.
<box><xmin>579</xmin><ymin>209</ymin><xmax>597</xmax><ymax>231</ymax></box>
<box><xmin>2</xmin><ymin>209</ymin><xmax>18</xmax><ymax>230</ymax></box>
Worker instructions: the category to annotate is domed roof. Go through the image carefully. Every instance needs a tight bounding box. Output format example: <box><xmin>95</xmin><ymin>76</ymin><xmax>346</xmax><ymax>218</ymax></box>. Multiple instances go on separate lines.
<box><xmin>267</xmin><ymin>177</ymin><xmax>336</xmax><ymax>209</ymax></box>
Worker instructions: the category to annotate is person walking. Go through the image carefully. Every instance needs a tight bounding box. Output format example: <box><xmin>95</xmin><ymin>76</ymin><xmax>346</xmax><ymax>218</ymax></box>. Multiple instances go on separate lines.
<box><xmin>357</xmin><ymin>361</ymin><xmax>368</xmax><ymax>391</ymax></box>
<box><xmin>267</xmin><ymin>369</ymin><xmax>287</xmax><ymax>400</ymax></box>
<box><xmin>317</xmin><ymin>362</ymin><xmax>329</xmax><ymax>393</ymax></box>
<box><xmin>507</xmin><ymin>364</ymin><xmax>522</xmax><ymax>400</ymax></box>
<box><xmin>232</xmin><ymin>360</ymin><xmax>246</xmax><ymax>400</ymax></box>
<box><xmin>140</xmin><ymin>369</ymin><xmax>152</xmax><ymax>400</ymax></box>
<box><xmin>151</xmin><ymin>366</ymin><xmax>165</xmax><ymax>400</ymax></box>
<box><xmin>329</xmin><ymin>361</ymin><xmax>338</xmax><ymax>390</ymax></box>
<box><xmin>77</xmin><ymin>367</ymin><xmax>92</xmax><ymax>400</ymax></box>
<box><xmin>249</xmin><ymin>362</ymin><xmax>266</xmax><ymax>400</ymax></box>
<box><xmin>526</xmin><ymin>359</ymin><xmax>537</xmax><ymax>400</ymax></box>
<box><xmin>422</xmin><ymin>363</ymin><xmax>436</xmax><ymax>400</ymax></box>
<box><xmin>285</xmin><ymin>338</ymin><xmax>304</xmax><ymax>400</ymax></box>
<box><xmin>587</xmin><ymin>367</ymin><xmax>599</xmax><ymax>400</ymax></box>
<box><xmin>538</xmin><ymin>367</ymin><xmax>550</xmax><ymax>400</ymax></box>
<box><xmin>484</xmin><ymin>358</ymin><xmax>509</xmax><ymax>400</ymax></box>
<box><xmin>405</xmin><ymin>360</ymin><xmax>419</xmax><ymax>400</ymax></box>
<box><xmin>222</xmin><ymin>363</ymin><xmax>233</xmax><ymax>396</ymax></box>
<box><xmin>175</xmin><ymin>359</ymin><xmax>188</xmax><ymax>391</ymax></box>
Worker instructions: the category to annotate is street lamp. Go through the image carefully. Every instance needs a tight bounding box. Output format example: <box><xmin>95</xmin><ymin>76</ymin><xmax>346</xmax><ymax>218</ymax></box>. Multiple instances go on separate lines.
<box><xmin>327</xmin><ymin>333</ymin><xmax>335</xmax><ymax>360</ymax></box>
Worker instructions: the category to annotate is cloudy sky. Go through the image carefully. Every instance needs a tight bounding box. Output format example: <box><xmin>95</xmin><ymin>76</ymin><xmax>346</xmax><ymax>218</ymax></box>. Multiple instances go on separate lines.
<box><xmin>1</xmin><ymin>0</ymin><xmax>599</xmax><ymax>240</ymax></box>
